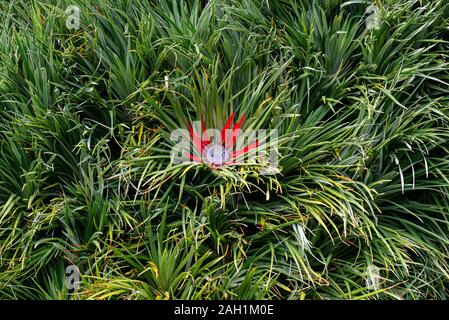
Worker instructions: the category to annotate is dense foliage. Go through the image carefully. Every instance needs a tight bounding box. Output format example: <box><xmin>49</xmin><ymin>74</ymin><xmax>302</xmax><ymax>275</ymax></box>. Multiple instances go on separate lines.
<box><xmin>1</xmin><ymin>0</ymin><xmax>449</xmax><ymax>299</ymax></box>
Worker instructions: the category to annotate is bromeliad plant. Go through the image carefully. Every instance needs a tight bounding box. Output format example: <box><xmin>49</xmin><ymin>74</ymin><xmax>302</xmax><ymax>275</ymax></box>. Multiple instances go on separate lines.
<box><xmin>124</xmin><ymin>52</ymin><xmax>290</xmax><ymax>197</ymax></box>
<box><xmin>184</xmin><ymin>113</ymin><xmax>260</xmax><ymax>167</ymax></box>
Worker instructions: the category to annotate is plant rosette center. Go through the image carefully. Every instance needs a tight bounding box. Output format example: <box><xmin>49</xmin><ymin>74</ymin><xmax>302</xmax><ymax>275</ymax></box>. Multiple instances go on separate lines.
<box><xmin>182</xmin><ymin>112</ymin><xmax>260</xmax><ymax>168</ymax></box>
<box><xmin>202</xmin><ymin>143</ymin><xmax>231</xmax><ymax>166</ymax></box>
